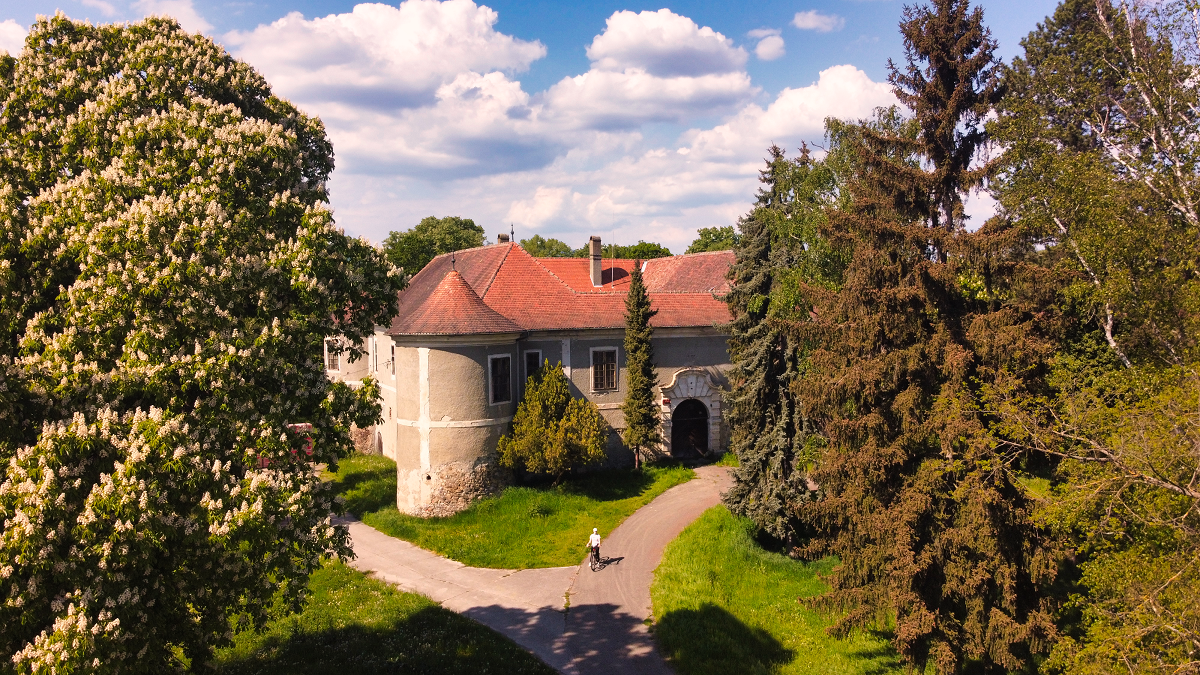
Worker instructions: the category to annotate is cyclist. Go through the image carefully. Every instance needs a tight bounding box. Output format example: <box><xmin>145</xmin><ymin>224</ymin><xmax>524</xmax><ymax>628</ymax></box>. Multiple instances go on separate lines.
<box><xmin>587</xmin><ymin>528</ymin><xmax>601</xmax><ymax>569</ymax></box>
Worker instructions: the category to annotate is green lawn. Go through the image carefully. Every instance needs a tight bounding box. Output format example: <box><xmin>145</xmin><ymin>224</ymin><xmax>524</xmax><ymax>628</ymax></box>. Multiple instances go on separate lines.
<box><xmin>651</xmin><ymin>506</ymin><xmax>900</xmax><ymax>675</ymax></box>
<box><xmin>215</xmin><ymin>562</ymin><xmax>554</xmax><ymax>675</ymax></box>
<box><xmin>328</xmin><ymin>454</ymin><xmax>695</xmax><ymax>569</ymax></box>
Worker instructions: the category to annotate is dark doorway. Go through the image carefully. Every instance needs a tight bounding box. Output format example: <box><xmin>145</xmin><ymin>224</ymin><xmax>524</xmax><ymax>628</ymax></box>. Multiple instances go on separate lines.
<box><xmin>671</xmin><ymin>399</ymin><xmax>709</xmax><ymax>458</ymax></box>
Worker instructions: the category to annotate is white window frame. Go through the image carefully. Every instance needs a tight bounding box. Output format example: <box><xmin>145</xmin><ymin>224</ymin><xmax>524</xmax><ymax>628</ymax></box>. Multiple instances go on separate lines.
<box><xmin>370</xmin><ymin>336</ymin><xmax>377</xmax><ymax>373</ymax></box>
<box><xmin>523</xmin><ymin>349</ymin><xmax>543</xmax><ymax>384</ymax></box>
<box><xmin>325</xmin><ymin>339</ymin><xmax>340</xmax><ymax>371</ymax></box>
<box><xmin>589</xmin><ymin>347</ymin><xmax>618</xmax><ymax>392</ymax></box>
<box><xmin>488</xmin><ymin>353</ymin><xmax>513</xmax><ymax>405</ymax></box>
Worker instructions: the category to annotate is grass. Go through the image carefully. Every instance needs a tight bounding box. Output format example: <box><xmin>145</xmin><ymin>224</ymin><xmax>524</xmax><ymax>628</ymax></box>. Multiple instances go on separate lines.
<box><xmin>713</xmin><ymin>451</ymin><xmax>740</xmax><ymax>467</ymax></box>
<box><xmin>328</xmin><ymin>453</ymin><xmax>695</xmax><ymax>569</ymax></box>
<box><xmin>651</xmin><ymin>506</ymin><xmax>900</xmax><ymax>675</ymax></box>
<box><xmin>215</xmin><ymin>561</ymin><xmax>554</xmax><ymax>675</ymax></box>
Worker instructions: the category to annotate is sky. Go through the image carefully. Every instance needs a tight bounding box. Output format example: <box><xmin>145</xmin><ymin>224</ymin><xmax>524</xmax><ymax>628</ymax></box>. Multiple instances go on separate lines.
<box><xmin>0</xmin><ymin>0</ymin><xmax>1059</xmax><ymax>252</ymax></box>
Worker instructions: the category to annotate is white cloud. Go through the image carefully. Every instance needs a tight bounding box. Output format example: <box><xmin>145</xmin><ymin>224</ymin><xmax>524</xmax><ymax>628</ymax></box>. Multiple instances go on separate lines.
<box><xmin>793</xmin><ymin>10</ymin><xmax>845</xmax><ymax>32</ymax></box>
<box><xmin>226</xmin><ymin>2</ymin><xmax>894</xmax><ymax>252</ymax></box>
<box><xmin>81</xmin><ymin>0</ymin><xmax>118</xmax><ymax>17</ymax></box>
<box><xmin>0</xmin><ymin>19</ymin><xmax>26</xmax><ymax>55</ymax></box>
<box><xmin>134</xmin><ymin>0</ymin><xmax>212</xmax><ymax>33</ymax></box>
<box><xmin>586</xmin><ymin>9</ymin><xmax>747</xmax><ymax>77</ymax></box>
<box><xmin>747</xmin><ymin>27</ymin><xmax>780</xmax><ymax>39</ymax></box>
<box><xmin>542</xmin><ymin>9</ymin><xmax>754</xmax><ymax>129</ymax></box>
<box><xmin>755</xmin><ymin>35</ymin><xmax>785</xmax><ymax>61</ymax></box>
<box><xmin>227</xmin><ymin>1</ymin><xmax>545</xmax><ymax>110</ymax></box>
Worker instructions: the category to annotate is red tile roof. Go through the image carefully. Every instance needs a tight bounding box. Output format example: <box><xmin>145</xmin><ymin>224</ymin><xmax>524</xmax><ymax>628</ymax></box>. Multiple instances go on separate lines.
<box><xmin>387</xmin><ymin>244</ymin><xmax>732</xmax><ymax>337</ymax></box>
<box><xmin>391</xmin><ymin>269</ymin><xmax>521</xmax><ymax>335</ymax></box>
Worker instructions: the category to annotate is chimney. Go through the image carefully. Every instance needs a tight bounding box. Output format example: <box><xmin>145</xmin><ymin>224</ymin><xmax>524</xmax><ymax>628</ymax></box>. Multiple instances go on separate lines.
<box><xmin>497</xmin><ymin>232</ymin><xmax>510</xmax><ymax>244</ymax></box>
<box><xmin>589</xmin><ymin>236</ymin><xmax>602</xmax><ymax>287</ymax></box>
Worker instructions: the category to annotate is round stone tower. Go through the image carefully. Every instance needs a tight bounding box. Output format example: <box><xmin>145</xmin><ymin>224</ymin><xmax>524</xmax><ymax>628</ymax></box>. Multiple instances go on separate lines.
<box><xmin>390</xmin><ymin>270</ymin><xmax>522</xmax><ymax>516</ymax></box>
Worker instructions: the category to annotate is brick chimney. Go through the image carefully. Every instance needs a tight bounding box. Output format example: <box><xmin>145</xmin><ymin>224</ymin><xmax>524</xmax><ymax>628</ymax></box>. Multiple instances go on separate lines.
<box><xmin>497</xmin><ymin>232</ymin><xmax>510</xmax><ymax>244</ymax></box>
<box><xmin>589</xmin><ymin>236</ymin><xmax>602</xmax><ymax>287</ymax></box>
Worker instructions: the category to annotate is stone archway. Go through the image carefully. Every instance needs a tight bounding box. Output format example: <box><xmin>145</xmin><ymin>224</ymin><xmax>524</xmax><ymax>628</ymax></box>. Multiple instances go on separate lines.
<box><xmin>670</xmin><ymin>399</ymin><xmax>709</xmax><ymax>458</ymax></box>
<box><xmin>660</xmin><ymin>368</ymin><xmax>723</xmax><ymax>457</ymax></box>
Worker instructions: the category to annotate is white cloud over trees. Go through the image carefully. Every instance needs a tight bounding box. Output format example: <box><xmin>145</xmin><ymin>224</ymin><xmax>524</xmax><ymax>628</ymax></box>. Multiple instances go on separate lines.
<box><xmin>222</xmin><ymin>0</ymin><xmax>893</xmax><ymax>251</ymax></box>
<box><xmin>0</xmin><ymin>19</ymin><xmax>26</xmax><ymax>54</ymax></box>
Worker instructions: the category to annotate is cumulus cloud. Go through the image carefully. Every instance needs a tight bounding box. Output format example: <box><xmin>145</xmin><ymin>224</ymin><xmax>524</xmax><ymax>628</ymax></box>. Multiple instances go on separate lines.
<box><xmin>543</xmin><ymin>9</ymin><xmax>754</xmax><ymax>129</ymax></box>
<box><xmin>134</xmin><ymin>0</ymin><xmax>212</xmax><ymax>33</ymax></box>
<box><xmin>225</xmin><ymin>1</ymin><xmax>895</xmax><ymax>251</ymax></box>
<box><xmin>793</xmin><ymin>10</ymin><xmax>844</xmax><ymax>32</ymax></box>
<box><xmin>0</xmin><ymin>19</ymin><xmax>25</xmax><ymax>55</ymax></box>
<box><xmin>755</xmin><ymin>35</ymin><xmax>785</xmax><ymax>61</ymax></box>
<box><xmin>81</xmin><ymin>0</ymin><xmax>118</xmax><ymax>17</ymax></box>
<box><xmin>227</xmin><ymin>1</ymin><xmax>545</xmax><ymax>110</ymax></box>
<box><xmin>586</xmin><ymin>9</ymin><xmax>747</xmax><ymax>77</ymax></box>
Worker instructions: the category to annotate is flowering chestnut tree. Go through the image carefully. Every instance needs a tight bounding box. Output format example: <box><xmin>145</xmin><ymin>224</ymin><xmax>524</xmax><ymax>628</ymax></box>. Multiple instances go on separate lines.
<box><xmin>0</xmin><ymin>15</ymin><xmax>402</xmax><ymax>673</ymax></box>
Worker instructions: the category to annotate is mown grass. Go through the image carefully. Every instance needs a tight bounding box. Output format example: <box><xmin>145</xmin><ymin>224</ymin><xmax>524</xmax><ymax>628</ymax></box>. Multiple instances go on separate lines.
<box><xmin>215</xmin><ymin>561</ymin><xmax>554</xmax><ymax>675</ymax></box>
<box><xmin>651</xmin><ymin>506</ymin><xmax>900</xmax><ymax>675</ymax></box>
<box><xmin>328</xmin><ymin>454</ymin><xmax>695</xmax><ymax>569</ymax></box>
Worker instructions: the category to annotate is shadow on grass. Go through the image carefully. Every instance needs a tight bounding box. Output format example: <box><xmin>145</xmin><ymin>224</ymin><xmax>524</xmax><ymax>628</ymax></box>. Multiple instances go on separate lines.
<box><xmin>554</xmin><ymin>461</ymin><xmax>687</xmax><ymax>501</ymax></box>
<box><xmin>656</xmin><ymin>603</ymin><xmax>794</xmax><ymax>675</ymax></box>
<box><xmin>329</xmin><ymin>456</ymin><xmax>397</xmax><ymax>517</ymax></box>
<box><xmin>217</xmin><ymin>604</ymin><xmax>554</xmax><ymax>675</ymax></box>
<box><xmin>848</xmin><ymin>631</ymin><xmax>902</xmax><ymax>675</ymax></box>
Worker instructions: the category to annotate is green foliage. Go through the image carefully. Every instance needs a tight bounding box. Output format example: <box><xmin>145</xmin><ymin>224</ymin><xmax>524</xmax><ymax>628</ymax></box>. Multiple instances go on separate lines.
<box><xmin>755</xmin><ymin>2</ymin><xmax>1062</xmax><ymax>673</ymax></box>
<box><xmin>382</xmin><ymin>216</ymin><xmax>485</xmax><ymax>276</ymax></box>
<box><xmin>215</xmin><ymin>562</ymin><xmax>555</xmax><ymax>675</ymax></box>
<box><xmin>651</xmin><ymin>506</ymin><xmax>900</xmax><ymax>675</ymax></box>
<box><xmin>0</xmin><ymin>15</ymin><xmax>402</xmax><ymax>673</ymax></box>
<box><xmin>497</xmin><ymin>362</ymin><xmax>608</xmax><ymax>482</ymax></box>
<box><xmin>519</xmin><ymin>234</ymin><xmax>575</xmax><ymax>257</ymax></box>
<box><xmin>345</xmin><ymin>457</ymin><xmax>694</xmax><ymax>568</ymax></box>
<box><xmin>723</xmin><ymin>144</ymin><xmax>836</xmax><ymax>543</ymax></box>
<box><xmin>985</xmin><ymin>3</ymin><xmax>1200</xmax><ymax>673</ymax></box>
<box><xmin>562</xmin><ymin>240</ymin><xmax>674</xmax><ymax>259</ymax></box>
<box><xmin>685</xmin><ymin>226</ymin><xmax>740</xmax><ymax>253</ymax></box>
<box><xmin>622</xmin><ymin>267</ymin><xmax>660</xmax><ymax>467</ymax></box>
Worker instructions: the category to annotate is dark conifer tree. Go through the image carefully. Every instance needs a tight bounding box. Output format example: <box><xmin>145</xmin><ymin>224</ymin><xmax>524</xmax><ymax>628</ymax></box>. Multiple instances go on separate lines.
<box><xmin>787</xmin><ymin>1</ymin><xmax>1059</xmax><ymax>673</ymax></box>
<box><xmin>621</xmin><ymin>265</ymin><xmax>659</xmax><ymax>469</ymax></box>
<box><xmin>723</xmin><ymin>146</ymin><xmax>816</xmax><ymax>542</ymax></box>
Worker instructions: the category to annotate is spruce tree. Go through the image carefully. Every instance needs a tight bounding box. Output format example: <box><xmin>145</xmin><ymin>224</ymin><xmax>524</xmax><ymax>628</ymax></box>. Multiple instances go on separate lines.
<box><xmin>621</xmin><ymin>266</ymin><xmax>659</xmax><ymax>469</ymax></box>
<box><xmin>787</xmin><ymin>2</ymin><xmax>1059</xmax><ymax>673</ymax></box>
<box><xmin>723</xmin><ymin>146</ymin><xmax>818</xmax><ymax>542</ymax></box>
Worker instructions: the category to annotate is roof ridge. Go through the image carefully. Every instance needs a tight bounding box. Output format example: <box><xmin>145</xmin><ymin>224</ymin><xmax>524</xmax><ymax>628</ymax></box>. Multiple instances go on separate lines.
<box><xmin>477</xmin><ymin>243</ymin><xmax>512</xmax><ymax>298</ymax></box>
<box><xmin>527</xmin><ymin>253</ymin><xmax>583</xmax><ymax>295</ymax></box>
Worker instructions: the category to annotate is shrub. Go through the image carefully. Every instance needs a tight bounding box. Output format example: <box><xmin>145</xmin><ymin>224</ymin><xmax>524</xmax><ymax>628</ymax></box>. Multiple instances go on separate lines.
<box><xmin>497</xmin><ymin>362</ymin><xmax>607</xmax><ymax>482</ymax></box>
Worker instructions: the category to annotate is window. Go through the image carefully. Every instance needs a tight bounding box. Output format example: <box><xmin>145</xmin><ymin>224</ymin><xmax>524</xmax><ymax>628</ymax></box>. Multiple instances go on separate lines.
<box><xmin>390</xmin><ymin>344</ymin><xmax>395</xmax><ymax>376</ymax></box>
<box><xmin>592</xmin><ymin>349</ymin><xmax>617</xmax><ymax>390</ymax></box>
<box><xmin>371</xmin><ymin>337</ymin><xmax>377</xmax><ymax>372</ymax></box>
<box><xmin>489</xmin><ymin>355</ymin><xmax>512</xmax><ymax>404</ymax></box>
<box><xmin>325</xmin><ymin>340</ymin><xmax>340</xmax><ymax>371</ymax></box>
<box><xmin>524</xmin><ymin>350</ymin><xmax>542</xmax><ymax>383</ymax></box>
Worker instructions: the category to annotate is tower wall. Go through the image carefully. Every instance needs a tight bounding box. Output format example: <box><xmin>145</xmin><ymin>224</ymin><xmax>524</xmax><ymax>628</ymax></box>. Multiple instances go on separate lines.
<box><xmin>393</xmin><ymin>338</ymin><xmax>517</xmax><ymax>516</ymax></box>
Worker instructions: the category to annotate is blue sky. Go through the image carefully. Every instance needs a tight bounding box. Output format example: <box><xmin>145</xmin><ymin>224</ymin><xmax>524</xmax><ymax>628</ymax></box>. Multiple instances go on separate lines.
<box><xmin>0</xmin><ymin>0</ymin><xmax>1059</xmax><ymax>251</ymax></box>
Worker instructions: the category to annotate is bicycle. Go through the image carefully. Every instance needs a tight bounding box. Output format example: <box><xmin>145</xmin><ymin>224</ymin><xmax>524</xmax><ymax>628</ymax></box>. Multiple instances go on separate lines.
<box><xmin>588</xmin><ymin>545</ymin><xmax>601</xmax><ymax>572</ymax></box>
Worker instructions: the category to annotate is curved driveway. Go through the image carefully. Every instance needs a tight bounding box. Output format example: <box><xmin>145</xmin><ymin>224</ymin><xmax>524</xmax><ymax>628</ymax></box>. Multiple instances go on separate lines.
<box><xmin>345</xmin><ymin>465</ymin><xmax>732</xmax><ymax>674</ymax></box>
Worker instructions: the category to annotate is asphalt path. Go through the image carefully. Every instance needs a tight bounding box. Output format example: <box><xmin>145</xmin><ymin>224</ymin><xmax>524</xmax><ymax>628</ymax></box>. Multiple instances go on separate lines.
<box><xmin>345</xmin><ymin>465</ymin><xmax>732</xmax><ymax>674</ymax></box>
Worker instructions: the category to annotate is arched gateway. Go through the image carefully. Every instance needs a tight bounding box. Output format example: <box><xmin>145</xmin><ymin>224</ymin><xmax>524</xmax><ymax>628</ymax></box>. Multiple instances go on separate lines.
<box><xmin>670</xmin><ymin>399</ymin><xmax>709</xmax><ymax>458</ymax></box>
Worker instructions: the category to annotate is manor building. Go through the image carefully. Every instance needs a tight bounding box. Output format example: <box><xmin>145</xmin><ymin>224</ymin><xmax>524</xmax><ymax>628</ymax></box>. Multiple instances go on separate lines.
<box><xmin>328</xmin><ymin>236</ymin><xmax>734</xmax><ymax>516</ymax></box>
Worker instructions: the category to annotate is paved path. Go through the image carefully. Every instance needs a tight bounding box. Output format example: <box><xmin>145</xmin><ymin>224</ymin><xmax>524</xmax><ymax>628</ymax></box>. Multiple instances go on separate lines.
<box><xmin>345</xmin><ymin>465</ymin><xmax>732</xmax><ymax>675</ymax></box>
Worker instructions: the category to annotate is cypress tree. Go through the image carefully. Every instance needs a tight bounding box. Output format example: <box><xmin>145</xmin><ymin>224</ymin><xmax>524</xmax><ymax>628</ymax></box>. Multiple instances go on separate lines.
<box><xmin>621</xmin><ymin>265</ymin><xmax>659</xmax><ymax>469</ymax></box>
<box><xmin>722</xmin><ymin>146</ymin><xmax>819</xmax><ymax>543</ymax></box>
<box><xmin>788</xmin><ymin>1</ymin><xmax>1059</xmax><ymax>673</ymax></box>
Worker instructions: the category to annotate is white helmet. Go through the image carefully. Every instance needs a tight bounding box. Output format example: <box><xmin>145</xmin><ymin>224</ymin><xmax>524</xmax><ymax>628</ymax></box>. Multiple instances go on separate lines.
<box><xmin>593</xmin><ymin>528</ymin><xmax>598</xmax><ymax>533</ymax></box>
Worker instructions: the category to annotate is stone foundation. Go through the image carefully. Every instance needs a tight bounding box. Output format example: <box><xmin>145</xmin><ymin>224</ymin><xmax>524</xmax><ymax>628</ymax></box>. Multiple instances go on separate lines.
<box><xmin>402</xmin><ymin>458</ymin><xmax>510</xmax><ymax>517</ymax></box>
<box><xmin>350</xmin><ymin>424</ymin><xmax>378</xmax><ymax>455</ymax></box>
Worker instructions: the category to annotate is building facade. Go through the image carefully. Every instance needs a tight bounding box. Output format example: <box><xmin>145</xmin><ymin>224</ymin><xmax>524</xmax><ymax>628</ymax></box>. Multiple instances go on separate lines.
<box><xmin>327</xmin><ymin>237</ymin><xmax>735</xmax><ymax>516</ymax></box>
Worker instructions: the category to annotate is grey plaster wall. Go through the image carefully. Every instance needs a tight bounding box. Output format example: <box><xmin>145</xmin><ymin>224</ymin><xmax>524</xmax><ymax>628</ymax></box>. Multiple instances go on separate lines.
<box><xmin>395</xmin><ymin>345</ymin><xmax>420</xmax><ymax>421</ymax></box>
<box><xmin>428</xmin><ymin>344</ymin><xmax>517</xmax><ymax>422</ymax></box>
